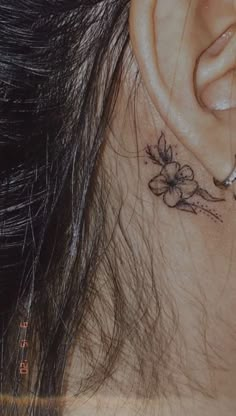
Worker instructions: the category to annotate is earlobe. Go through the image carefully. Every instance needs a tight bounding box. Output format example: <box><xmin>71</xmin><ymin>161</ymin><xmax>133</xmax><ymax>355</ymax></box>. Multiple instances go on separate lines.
<box><xmin>129</xmin><ymin>0</ymin><xmax>236</xmax><ymax>191</ymax></box>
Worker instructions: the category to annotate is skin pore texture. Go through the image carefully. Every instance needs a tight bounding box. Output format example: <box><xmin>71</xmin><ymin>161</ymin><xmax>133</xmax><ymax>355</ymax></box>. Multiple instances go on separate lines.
<box><xmin>64</xmin><ymin>1</ymin><xmax>236</xmax><ymax>415</ymax></box>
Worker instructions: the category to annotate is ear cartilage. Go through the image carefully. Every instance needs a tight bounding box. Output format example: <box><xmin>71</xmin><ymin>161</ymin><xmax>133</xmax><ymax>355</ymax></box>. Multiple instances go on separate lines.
<box><xmin>213</xmin><ymin>154</ymin><xmax>236</xmax><ymax>191</ymax></box>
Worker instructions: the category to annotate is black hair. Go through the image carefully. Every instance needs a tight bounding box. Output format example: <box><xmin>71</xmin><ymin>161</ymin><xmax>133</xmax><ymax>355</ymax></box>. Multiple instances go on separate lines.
<box><xmin>0</xmin><ymin>1</ymin><xmax>174</xmax><ymax>414</ymax></box>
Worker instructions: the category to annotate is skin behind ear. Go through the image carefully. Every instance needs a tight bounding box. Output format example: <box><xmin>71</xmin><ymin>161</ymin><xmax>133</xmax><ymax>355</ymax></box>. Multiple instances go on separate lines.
<box><xmin>129</xmin><ymin>0</ymin><xmax>236</xmax><ymax>187</ymax></box>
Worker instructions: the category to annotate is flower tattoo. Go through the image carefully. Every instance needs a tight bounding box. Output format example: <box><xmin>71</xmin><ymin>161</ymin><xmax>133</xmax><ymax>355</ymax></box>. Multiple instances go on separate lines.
<box><xmin>146</xmin><ymin>132</ymin><xmax>225</xmax><ymax>223</ymax></box>
<box><xmin>150</xmin><ymin>162</ymin><xmax>198</xmax><ymax>208</ymax></box>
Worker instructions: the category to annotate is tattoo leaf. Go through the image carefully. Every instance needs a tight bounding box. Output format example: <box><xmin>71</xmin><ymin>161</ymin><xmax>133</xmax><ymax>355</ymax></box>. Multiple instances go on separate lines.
<box><xmin>176</xmin><ymin>201</ymin><xmax>198</xmax><ymax>214</ymax></box>
<box><xmin>196</xmin><ymin>188</ymin><xmax>225</xmax><ymax>202</ymax></box>
<box><xmin>146</xmin><ymin>144</ymin><xmax>162</xmax><ymax>166</ymax></box>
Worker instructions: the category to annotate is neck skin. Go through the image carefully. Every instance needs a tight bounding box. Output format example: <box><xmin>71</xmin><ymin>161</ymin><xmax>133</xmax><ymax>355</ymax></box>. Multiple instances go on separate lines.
<box><xmin>65</xmin><ymin>59</ymin><xmax>236</xmax><ymax>416</ymax></box>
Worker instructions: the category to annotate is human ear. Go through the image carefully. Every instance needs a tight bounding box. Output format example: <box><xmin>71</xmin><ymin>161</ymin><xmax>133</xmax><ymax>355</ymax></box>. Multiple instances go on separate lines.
<box><xmin>129</xmin><ymin>0</ymin><xmax>236</xmax><ymax>184</ymax></box>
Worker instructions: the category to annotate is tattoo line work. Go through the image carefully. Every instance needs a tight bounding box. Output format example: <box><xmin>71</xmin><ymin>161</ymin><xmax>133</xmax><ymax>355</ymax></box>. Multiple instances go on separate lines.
<box><xmin>145</xmin><ymin>132</ymin><xmax>225</xmax><ymax>223</ymax></box>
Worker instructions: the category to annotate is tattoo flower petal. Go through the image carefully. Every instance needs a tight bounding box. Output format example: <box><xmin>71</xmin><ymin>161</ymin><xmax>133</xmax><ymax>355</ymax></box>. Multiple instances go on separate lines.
<box><xmin>163</xmin><ymin>187</ymin><xmax>182</xmax><ymax>207</ymax></box>
<box><xmin>178</xmin><ymin>180</ymin><xmax>198</xmax><ymax>199</ymax></box>
<box><xmin>149</xmin><ymin>175</ymin><xmax>169</xmax><ymax>196</ymax></box>
<box><xmin>161</xmin><ymin>162</ymin><xmax>180</xmax><ymax>182</ymax></box>
<box><xmin>176</xmin><ymin>165</ymin><xmax>194</xmax><ymax>181</ymax></box>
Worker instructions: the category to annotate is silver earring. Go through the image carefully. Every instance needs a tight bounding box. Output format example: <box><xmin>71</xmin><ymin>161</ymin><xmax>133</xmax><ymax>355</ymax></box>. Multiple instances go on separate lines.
<box><xmin>213</xmin><ymin>154</ymin><xmax>236</xmax><ymax>199</ymax></box>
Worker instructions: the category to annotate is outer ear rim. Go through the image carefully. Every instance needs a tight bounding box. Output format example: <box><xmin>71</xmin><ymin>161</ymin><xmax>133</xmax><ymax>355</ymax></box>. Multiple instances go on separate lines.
<box><xmin>129</xmin><ymin>0</ymin><xmax>173</xmax><ymax>118</ymax></box>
